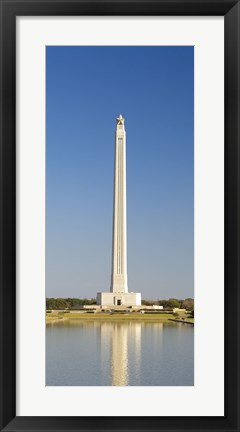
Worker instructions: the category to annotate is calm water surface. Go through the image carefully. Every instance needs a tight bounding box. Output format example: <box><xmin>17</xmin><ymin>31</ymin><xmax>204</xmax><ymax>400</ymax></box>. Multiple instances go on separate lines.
<box><xmin>46</xmin><ymin>320</ymin><xmax>194</xmax><ymax>386</ymax></box>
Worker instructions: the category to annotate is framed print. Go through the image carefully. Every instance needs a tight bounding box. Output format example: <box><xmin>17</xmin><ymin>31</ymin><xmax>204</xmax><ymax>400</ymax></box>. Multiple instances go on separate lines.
<box><xmin>0</xmin><ymin>1</ymin><xmax>239</xmax><ymax>432</ymax></box>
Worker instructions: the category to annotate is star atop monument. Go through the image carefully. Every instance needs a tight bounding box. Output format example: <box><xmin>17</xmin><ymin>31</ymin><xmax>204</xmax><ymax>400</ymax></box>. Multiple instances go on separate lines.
<box><xmin>116</xmin><ymin>114</ymin><xmax>125</xmax><ymax>125</ymax></box>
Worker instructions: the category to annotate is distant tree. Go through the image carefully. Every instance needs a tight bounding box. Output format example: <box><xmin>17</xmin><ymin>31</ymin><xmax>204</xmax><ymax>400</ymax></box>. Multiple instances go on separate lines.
<box><xmin>167</xmin><ymin>298</ymin><xmax>181</xmax><ymax>309</ymax></box>
<box><xmin>88</xmin><ymin>298</ymin><xmax>97</xmax><ymax>305</ymax></box>
<box><xmin>182</xmin><ymin>298</ymin><xmax>194</xmax><ymax>310</ymax></box>
<box><xmin>158</xmin><ymin>300</ymin><xmax>170</xmax><ymax>309</ymax></box>
<box><xmin>46</xmin><ymin>298</ymin><xmax>58</xmax><ymax>309</ymax></box>
<box><xmin>178</xmin><ymin>299</ymin><xmax>184</xmax><ymax>308</ymax></box>
<box><xmin>142</xmin><ymin>299</ymin><xmax>153</xmax><ymax>306</ymax></box>
<box><xmin>46</xmin><ymin>297</ymin><xmax>97</xmax><ymax>309</ymax></box>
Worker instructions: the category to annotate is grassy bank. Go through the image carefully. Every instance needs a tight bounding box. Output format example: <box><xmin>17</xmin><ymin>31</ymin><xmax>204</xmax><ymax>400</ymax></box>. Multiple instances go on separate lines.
<box><xmin>46</xmin><ymin>312</ymin><xmax>194</xmax><ymax>323</ymax></box>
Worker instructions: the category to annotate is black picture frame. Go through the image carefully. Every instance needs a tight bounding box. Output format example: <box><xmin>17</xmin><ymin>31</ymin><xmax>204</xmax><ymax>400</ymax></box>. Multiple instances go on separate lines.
<box><xmin>0</xmin><ymin>1</ymin><xmax>239</xmax><ymax>431</ymax></box>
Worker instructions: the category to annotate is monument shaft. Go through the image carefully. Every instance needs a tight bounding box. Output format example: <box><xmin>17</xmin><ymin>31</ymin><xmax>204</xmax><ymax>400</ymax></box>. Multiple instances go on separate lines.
<box><xmin>96</xmin><ymin>115</ymin><xmax>141</xmax><ymax>307</ymax></box>
<box><xmin>111</xmin><ymin>115</ymin><xmax>128</xmax><ymax>293</ymax></box>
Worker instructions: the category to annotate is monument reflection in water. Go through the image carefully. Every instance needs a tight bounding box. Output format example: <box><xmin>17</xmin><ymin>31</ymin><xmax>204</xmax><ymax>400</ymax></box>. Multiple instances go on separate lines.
<box><xmin>100</xmin><ymin>322</ymin><xmax>143</xmax><ymax>386</ymax></box>
<box><xmin>46</xmin><ymin>320</ymin><xmax>193</xmax><ymax>386</ymax></box>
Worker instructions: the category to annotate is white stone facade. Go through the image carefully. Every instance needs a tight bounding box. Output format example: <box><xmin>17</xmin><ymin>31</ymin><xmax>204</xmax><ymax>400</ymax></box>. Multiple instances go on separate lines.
<box><xmin>96</xmin><ymin>292</ymin><xmax>141</xmax><ymax>307</ymax></box>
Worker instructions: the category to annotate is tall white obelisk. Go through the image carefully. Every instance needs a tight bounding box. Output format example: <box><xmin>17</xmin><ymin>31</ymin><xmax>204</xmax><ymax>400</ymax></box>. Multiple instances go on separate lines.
<box><xmin>96</xmin><ymin>115</ymin><xmax>141</xmax><ymax>307</ymax></box>
<box><xmin>111</xmin><ymin>114</ymin><xmax>128</xmax><ymax>293</ymax></box>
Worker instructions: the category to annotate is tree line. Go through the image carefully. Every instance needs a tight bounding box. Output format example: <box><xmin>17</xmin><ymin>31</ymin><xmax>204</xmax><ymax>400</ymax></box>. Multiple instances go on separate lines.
<box><xmin>142</xmin><ymin>297</ymin><xmax>194</xmax><ymax>310</ymax></box>
<box><xmin>46</xmin><ymin>297</ymin><xmax>194</xmax><ymax>311</ymax></box>
<box><xmin>46</xmin><ymin>297</ymin><xmax>96</xmax><ymax>310</ymax></box>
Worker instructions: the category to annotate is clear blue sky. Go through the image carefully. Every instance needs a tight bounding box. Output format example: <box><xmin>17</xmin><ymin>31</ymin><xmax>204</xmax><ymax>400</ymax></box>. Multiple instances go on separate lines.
<box><xmin>46</xmin><ymin>46</ymin><xmax>194</xmax><ymax>300</ymax></box>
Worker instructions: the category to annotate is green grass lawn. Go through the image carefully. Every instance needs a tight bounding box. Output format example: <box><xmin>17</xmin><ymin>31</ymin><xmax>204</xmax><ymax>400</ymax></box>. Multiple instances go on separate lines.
<box><xmin>46</xmin><ymin>311</ymin><xmax>194</xmax><ymax>323</ymax></box>
<box><xmin>47</xmin><ymin>312</ymin><xmax>174</xmax><ymax>321</ymax></box>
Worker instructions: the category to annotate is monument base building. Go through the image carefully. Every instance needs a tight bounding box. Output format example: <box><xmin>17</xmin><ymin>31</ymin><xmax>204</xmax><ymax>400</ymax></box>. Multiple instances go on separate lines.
<box><xmin>97</xmin><ymin>292</ymin><xmax>141</xmax><ymax>307</ymax></box>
